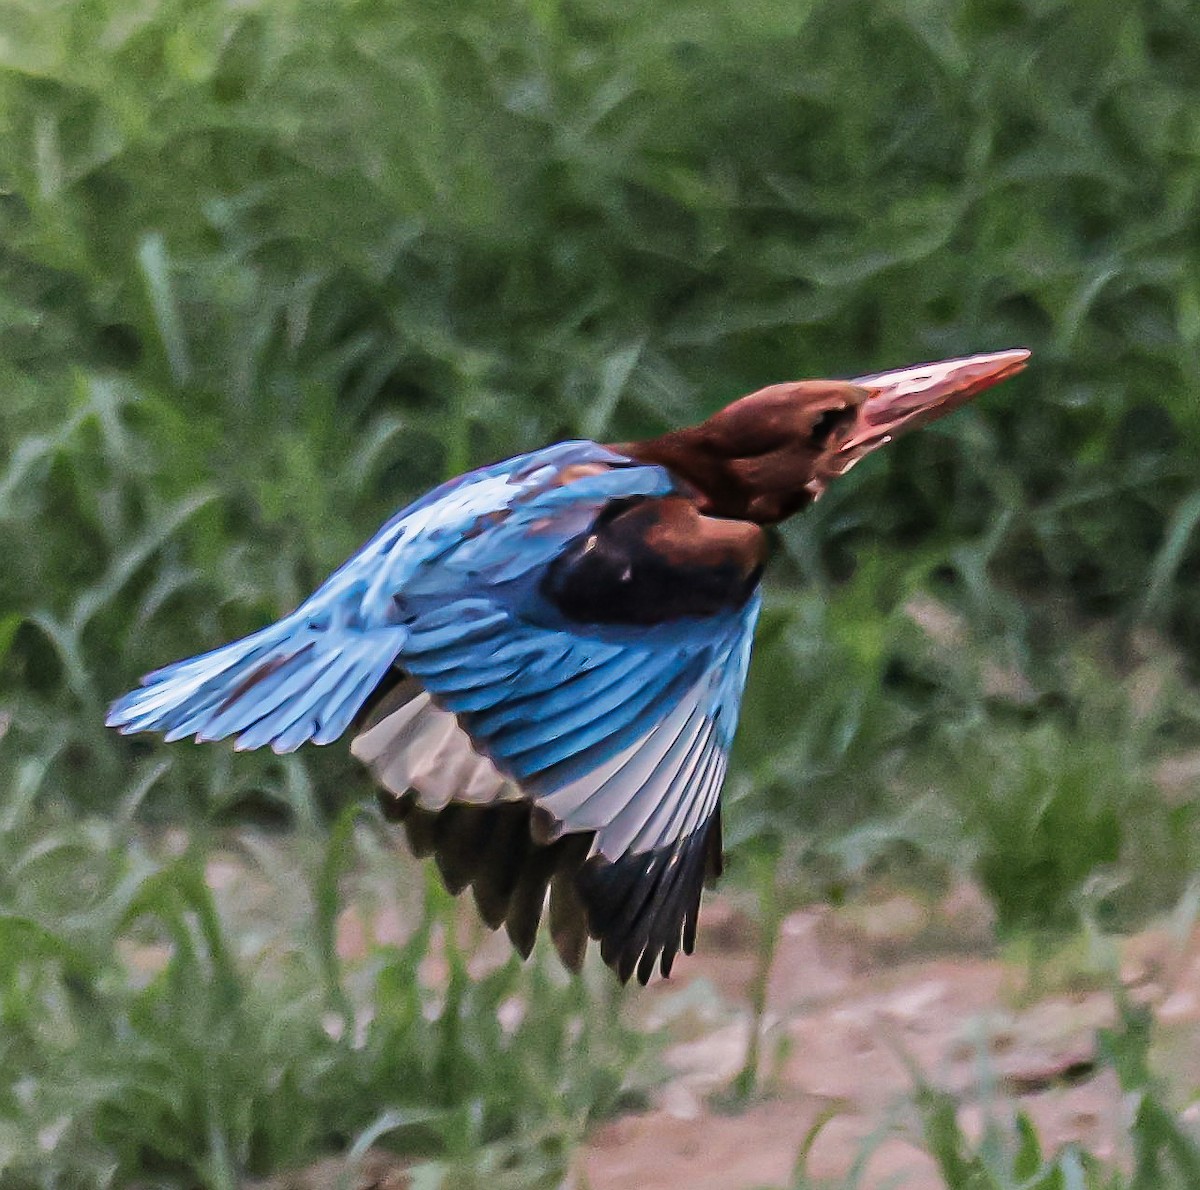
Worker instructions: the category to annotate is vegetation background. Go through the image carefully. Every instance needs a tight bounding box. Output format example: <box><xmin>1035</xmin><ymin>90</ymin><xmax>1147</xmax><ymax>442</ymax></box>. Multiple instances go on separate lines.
<box><xmin>2</xmin><ymin>0</ymin><xmax>1200</xmax><ymax>1185</ymax></box>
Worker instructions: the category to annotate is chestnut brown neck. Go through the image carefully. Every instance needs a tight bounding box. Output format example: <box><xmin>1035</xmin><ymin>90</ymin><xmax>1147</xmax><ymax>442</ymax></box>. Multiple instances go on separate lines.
<box><xmin>614</xmin><ymin>425</ymin><xmax>817</xmax><ymax>525</ymax></box>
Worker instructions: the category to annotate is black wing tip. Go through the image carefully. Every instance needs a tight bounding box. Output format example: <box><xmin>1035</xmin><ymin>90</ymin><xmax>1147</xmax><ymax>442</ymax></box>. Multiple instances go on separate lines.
<box><xmin>505</xmin><ymin>916</ymin><xmax>539</xmax><ymax>960</ymax></box>
<box><xmin>384</xmin><ymin>795</ymin><xmax>599</xmax><ymax>971</ymax></box>
<box><xmin>378</xmin><ymin>788</ymin><xmax>723</xmax><ymax>985</ymax></box>
<box><xmin>578</xmin><ymin>812</ymin><xmax>721</xmax><ymax>986</ymax></box>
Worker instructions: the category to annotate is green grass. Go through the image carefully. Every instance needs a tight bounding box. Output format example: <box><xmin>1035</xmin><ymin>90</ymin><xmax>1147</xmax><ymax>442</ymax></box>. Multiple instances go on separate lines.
<box><xmin>3</xmin><ymin>0</ymin><xmax>1200</xmax><ymax>1183</ymax></box>
<box><xmin>908</xmin><ymin>996</ymin><xmax>1200</xmax><ymax>1190</ymax></box>
<box><xmin>775</xmin><ymin>998</ymin><xmax>1200</xmax><ymax>1190</ymax></box>
<box><xmin>0</xmin><ymin>795</ymin><xmax>648</xmax><ymax>1187</ymax></box>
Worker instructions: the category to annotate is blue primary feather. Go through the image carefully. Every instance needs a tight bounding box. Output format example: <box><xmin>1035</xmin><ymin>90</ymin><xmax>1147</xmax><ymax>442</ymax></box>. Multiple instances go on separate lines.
<box><xmin>107</xmin><ymin>438</ymin><xmax>760</xmax><ymax>854</ymax></box>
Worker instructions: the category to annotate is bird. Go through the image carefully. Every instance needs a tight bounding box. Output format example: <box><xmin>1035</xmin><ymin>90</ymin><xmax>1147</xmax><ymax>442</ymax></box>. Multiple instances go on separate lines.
<box><xmin>108</xmin><ymin>349</ymin><xmax>1029</xmax><ymax>984</ymax></box>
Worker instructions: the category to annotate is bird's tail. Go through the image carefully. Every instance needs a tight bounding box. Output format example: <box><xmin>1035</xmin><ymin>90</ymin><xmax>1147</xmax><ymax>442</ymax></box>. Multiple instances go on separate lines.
<box><xmin>106</xmin><ymin>615</ymin><xmax>407</xmax><ymax>754</ymax></box>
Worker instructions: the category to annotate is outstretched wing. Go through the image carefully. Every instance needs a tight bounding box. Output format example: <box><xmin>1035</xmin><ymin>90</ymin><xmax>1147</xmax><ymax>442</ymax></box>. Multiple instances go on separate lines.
<box><xmin>106</xmin><ymin>442</ymin><xmax>659</xmax><ymax>750</ymax></box>
<box><xmin>354</xmin><ymin>473</ymin><xmax>763</xmax><ymax>983</ymax></box>
<box><xmin>107</xmin><ymin>440</ymin><xmax>763</xmax><ymax>982</ymax></box>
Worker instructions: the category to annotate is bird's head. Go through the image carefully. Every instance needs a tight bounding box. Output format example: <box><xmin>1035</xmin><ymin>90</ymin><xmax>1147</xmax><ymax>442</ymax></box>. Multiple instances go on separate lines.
<box><xmin>622</xmin><ymin>350</ymin><xmax>1029</xmax><ymax>522</ymax></box>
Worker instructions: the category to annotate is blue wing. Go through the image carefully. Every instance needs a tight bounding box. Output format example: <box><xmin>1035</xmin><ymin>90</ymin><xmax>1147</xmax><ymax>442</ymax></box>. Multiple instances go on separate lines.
<box><xmin>368</xmin><ymin>536</ymin><xmax>759</xmax><ymax>981</ymax></box>
<box><xmin>107</xmin><ymin>439</ymin><xmax>762</xmax><ymax>981</ymax></box>
<box><xmin>106</xmin><ymin>442</ymin><xmax>654</xmax><ymax>749</ymax></box>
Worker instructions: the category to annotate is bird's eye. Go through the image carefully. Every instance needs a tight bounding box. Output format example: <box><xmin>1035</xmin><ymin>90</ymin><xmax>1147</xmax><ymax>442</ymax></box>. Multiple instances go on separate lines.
<box><xmin>810</xmin><ymin>405</ymin><xmax>855</xmax><ymax>448</ymax></box>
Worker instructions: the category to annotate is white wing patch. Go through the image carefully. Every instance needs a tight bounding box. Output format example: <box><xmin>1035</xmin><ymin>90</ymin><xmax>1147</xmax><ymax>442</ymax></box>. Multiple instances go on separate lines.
<box><xmin>534</xmin><ymin>680</ymin><xmax>726</xmax><ymax>861</ymax></box>
<box><xmin>351</xmin><ymin>678</ymin><xmax>520</xmax><ymax>809</ymax></box>
<box><xmin>352</xmin><ymin>671</ymin><xmax>728</xmax><ymax>866</ymax></box>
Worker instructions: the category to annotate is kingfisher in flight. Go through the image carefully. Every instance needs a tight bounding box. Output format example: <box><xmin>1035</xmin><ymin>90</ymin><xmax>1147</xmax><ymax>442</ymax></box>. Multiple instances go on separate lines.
<box><xmin>108</xmin><ymin>350</ymin><xmax>1028</xmax><ymax>984</ymax></box>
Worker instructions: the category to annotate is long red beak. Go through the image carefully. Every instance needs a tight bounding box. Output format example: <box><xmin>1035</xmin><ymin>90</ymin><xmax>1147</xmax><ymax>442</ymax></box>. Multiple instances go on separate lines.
<box><xmin>841</xmin><ymin>349</ymin><xmax>1030</xmax><ymax>456</ymax></box>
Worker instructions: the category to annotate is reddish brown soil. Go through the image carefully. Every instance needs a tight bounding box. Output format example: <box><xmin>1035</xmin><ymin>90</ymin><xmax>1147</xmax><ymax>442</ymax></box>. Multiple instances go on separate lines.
<box><xmin>584</xmin><ymin>891</ymin><xmax>1140</xmax><ymax>1190</ymax></box>
<box><xmin>222</xmin><ymin>844</ymin><xmax>1200</xmax><ymax>1190</ymax></box>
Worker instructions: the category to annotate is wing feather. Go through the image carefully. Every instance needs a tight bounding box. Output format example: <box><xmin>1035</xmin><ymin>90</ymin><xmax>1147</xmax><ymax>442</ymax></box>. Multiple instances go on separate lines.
<box><xmin>108</xmin><ymin>439</ymin><xmax>762</xmax><ymax>980</ymax></box>
<box><xmin>387</xmin><ymin>583</ymin><xmax>758</xmax><ymax>981</ymax></box>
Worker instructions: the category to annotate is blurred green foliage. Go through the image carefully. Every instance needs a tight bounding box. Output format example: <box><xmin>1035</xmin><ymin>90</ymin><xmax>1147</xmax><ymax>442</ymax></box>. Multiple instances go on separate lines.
<box><xmin>3</xmin><ymin>0</ymin><xmax>1200</xmax><ymax>1183</ymax></box>
<box><xmin>0</xmin><ymin>790</ymin><xmax>645</xmax><ymax>1186</ymax></box>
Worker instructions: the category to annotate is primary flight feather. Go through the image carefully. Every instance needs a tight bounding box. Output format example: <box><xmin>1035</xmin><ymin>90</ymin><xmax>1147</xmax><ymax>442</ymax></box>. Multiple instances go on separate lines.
<box><xmin>108</xmin><ymin>350</ymin><xmax>1028</xmax><ymax>984</ymax></box>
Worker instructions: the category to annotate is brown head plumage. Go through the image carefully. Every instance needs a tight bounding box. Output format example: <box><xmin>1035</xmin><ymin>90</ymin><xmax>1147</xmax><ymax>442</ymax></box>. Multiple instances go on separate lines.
<box><xmin>618</xmin><ymin>350</ymin><xmax>1030</xmax><ymax>523</ymax></box>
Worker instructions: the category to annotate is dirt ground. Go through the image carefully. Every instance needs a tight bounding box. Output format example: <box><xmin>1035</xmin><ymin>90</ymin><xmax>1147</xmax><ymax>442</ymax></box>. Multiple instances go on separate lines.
<box><xmin>585</xmin><ymin>888</ymin><xmax>1144</xmax><ymax>1190</ymax></box>
<box><xmin>230</xmin><ymin>846</ymin><xmax>1200</xmax><ymax>1190</ymax></box>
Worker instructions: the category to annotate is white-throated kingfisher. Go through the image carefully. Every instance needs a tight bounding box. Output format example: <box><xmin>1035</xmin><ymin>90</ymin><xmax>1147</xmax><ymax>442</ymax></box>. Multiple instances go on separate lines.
<box><xmin>108</xmin><ymin>350</ymin><xmax>1029</xmax><ymax>983</ymax></box>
